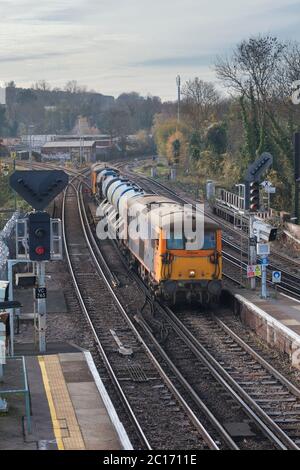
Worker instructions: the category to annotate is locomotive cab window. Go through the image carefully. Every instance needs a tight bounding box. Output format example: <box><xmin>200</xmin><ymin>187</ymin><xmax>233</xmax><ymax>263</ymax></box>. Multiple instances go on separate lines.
<box><xmin>203</xmin><ymin>232</ymin><xmax>216</xmax><ymax>249</ymax></box>
<box><xmin>167</xmin><ymin>231</ymin><xmax>216</xmax><ymax>250</ymax></box>
<box><xmin>167</xmin><ymin>233</ymin><xmax>185</xmax><ymax>250</ymax></box>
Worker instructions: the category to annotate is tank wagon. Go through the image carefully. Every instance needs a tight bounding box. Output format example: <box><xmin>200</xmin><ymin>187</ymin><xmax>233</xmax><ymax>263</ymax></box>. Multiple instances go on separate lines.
<box><xmin>93</xmin><ymin>166</ymin><xmax>222</xmax><ymax>305</ymax></box>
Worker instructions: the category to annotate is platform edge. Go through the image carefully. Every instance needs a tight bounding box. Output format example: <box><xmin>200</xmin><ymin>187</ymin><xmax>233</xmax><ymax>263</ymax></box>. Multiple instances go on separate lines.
<box><xmin>83</xmin><ymin>351</ymin><xmax>133</xmax><ymax>450</ymax></box>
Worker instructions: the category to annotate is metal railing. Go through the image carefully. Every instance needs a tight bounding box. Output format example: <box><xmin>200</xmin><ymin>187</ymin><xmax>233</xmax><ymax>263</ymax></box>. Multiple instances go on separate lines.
<box><xmin>0</xmin><ymin>356</ymin><xmax>31</xmax><ymax>434</ymax></box>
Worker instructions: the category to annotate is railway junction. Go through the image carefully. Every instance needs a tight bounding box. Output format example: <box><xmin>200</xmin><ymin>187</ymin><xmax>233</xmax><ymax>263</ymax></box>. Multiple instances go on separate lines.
<box><xmin>1</xmin><ymin>158</ymin><xmax>300</xmax><ymax>452</ymax></box>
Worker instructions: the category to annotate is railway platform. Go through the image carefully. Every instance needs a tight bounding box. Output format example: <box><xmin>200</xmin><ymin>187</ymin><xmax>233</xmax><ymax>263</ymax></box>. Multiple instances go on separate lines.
<box><xmin>231</xmin><ymin>288</ymin><xmax>300</xmax><ymax>368</ymax></box>
<box><xmin>0</xmin><ymin>350</ymin><xmax>131</xmax><ymax>450</ymax></box>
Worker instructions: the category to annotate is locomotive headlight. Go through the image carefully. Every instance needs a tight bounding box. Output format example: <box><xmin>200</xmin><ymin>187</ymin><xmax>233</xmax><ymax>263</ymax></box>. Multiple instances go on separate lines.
<box><xmin>189</xmin><ymin>270</ymin><xmax>196</xmax><ymax>278</ymax></box>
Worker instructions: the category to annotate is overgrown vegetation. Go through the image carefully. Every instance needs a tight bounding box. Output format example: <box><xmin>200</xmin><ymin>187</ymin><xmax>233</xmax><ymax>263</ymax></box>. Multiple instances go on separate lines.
<box><xmin>152</xmin><ymin>35</ymin><xmax>300</xmax><ymax>210</ymax></box>
<box><xmin>0</xmin><ymin>170</ymin><xmax>30</xmax><ymax>229</ymax></box>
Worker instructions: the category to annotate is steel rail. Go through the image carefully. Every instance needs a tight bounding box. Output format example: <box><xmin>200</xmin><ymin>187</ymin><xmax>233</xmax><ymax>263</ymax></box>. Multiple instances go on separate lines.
<box><xmin>64</xmin><ymin>177</ymin><xmax>221</xmax><ymax>450</ymax></box>
<box><xmin>126</xmin><ymin>172</ymin><xmax>300</xmax><ymax>299</ymax></box>
<box><xmin>78</xmin><ymin>182</ymin><xmax>222</xmax><ymax>450</ymax></box>
<box><xmin>62</xmin><ymin>177</ymin><xmax>150</xmax><ymax>450</ymax></box>
<box><xmin>212</xmin><ymin>315</ymin><xmax>300</xmax><ymax>398</ymax></box>
<box><xmin>163</xmin><ymin>307</ymin><xmax>300</xmax><ymax>450</ymax></box>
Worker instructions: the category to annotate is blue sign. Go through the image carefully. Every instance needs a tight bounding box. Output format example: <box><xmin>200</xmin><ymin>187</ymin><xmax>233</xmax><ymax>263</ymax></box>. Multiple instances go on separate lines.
<box><xmin>258</xmin><ymin>257</ymin><xmax>269</xmax><ymax>265</ymax></box>
<box><xmin>272</xmin><ymin>271</ymin><xmax>281</xmax><ymax>283</ymax></box>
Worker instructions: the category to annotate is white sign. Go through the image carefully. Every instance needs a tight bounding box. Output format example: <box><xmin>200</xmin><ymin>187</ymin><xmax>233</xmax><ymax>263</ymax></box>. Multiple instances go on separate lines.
<box><xmin>261</xmin><ymin>180</ymin><xmax>272</xmax><ymax>188</ymax></box>
<box><xmin>265</xmin><ymin>187</ymin><xmax>276</xmax><ymax>194</ymax></box>
<box><xmin>257</xmin><ymin>243</ymin><xmax>270</xmax><ymax>256</ymax></box>
<box><xmin>272</xmin><ymin>271</ymin><xmax>282</xmax><ymax>283</ymax></box>
<box><xmin>247</xmin><ymin>264</ymin><xmax>262</xmax><ymax>278</ymax></box>
<box><xmin>261</xmin><ymin>180</ymin><xmax>276</xmax><ymax>193</ymax></box>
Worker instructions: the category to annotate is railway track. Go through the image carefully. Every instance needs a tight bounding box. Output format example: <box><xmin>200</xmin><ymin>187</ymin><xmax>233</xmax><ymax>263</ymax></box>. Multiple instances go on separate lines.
<box><xmin>117</xmin><ymin>165</ymin><xmax>300</xmax><ymax>299</ymax></box>
<box><xmin>222</xmin><ymin>249</ymin><xmax>300</xmax><ymax>298</ymax></box>
<box><xmin>84</xmin><ymin>180</ymin><xmax>300</xmax><ymax>450</ymax></box>
<box><xmin>62</xmin><ymin>175</ymin><xmax>225</xmax><ymax>450</ymax></box>
<box><xmin>158</xmin><ymin>308</ymin><xmax>300</xmax><ymax>450</ymax></box>
<box><xmin>20</xmin><ymin>160</ymin><xmax>300</xmax><ymax>450</ymax></box>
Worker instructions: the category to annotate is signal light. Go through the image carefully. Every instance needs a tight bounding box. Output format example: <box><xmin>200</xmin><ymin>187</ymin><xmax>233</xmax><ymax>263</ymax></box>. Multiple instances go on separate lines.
<box><xmin>28</xmin><ymin>211</ymin><xmax>51</xmax><ymax>261</ymax></box>
<box><xmin>249</xmin><ymin>181</ymin><xmax>260</xmax><ymax>212</ymax></box>
<box><xmin>35</xmin><ymin>246</ymin><xmax>46</xmax><ymax>256</ymax></box>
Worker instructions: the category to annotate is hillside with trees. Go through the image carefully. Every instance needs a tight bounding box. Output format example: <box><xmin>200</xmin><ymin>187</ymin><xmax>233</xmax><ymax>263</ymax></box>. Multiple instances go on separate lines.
<box><xmin>1</xmin><ymin>35</ymin><xmax>300</xmax><ymax>210</ymax></box>
<box><xmin>152</xmin><ymin>35</ymin><xmax>300</xmax><ymax>210</ymax></box>
<box><xmin>1</xmin><ymin>81</ymin><xmax>163</xmax><ymax>139</ymax></box>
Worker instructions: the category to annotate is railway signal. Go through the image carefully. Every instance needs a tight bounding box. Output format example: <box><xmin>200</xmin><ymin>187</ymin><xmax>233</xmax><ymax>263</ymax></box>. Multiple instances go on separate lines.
<box><xmin>249</xmin><ymin>181</ymin><xmax>260</xmax><ymax>212</ymax></box>
<box><xmin>28</xmin><ymin>212</ymin><xmax>51</xmax><ymax>261</ymax></box>
<box><xmin>9</xmin><ymin>169</ymin><xmax>68</xmax><ymax>353</ymax></box>
<box><xmin>245</xmin><ymin>152</ymin><xmax>273</xmax><ymax>183</ymax></box>
<box><xmin>244</xmin><ymin>153</ymin><xmax>273</xmax><ymax>290</ymax></box>
<box><xmin>10</xmin><ymin>170</ymin><xmax>68</xmax><ymax>210</ymax></box>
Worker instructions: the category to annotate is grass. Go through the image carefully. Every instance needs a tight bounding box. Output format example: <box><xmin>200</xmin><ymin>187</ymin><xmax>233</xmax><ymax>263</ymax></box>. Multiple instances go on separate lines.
<box><xmin>0</xmin><ymin>172</ymin><xmax>30</xmax><ymax>230</ymax></box>
<box><xmin>134</xmin><ymin>157</ymin><xmax>208</xmax><ymax>201</ymax></box>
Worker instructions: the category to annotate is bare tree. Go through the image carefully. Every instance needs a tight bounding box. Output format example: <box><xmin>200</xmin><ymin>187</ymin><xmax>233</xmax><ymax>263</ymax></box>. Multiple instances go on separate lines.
<box><xmin>215</xmin><ymin>35</ymin><xmax>285</xmax><ymax>119</ymax></box>
<box><xmin>182</xmin><ymin>78</ymin><xmax>220</xmax><ymax>130</ymax></box>
<box><xmin>64</xmin><ymin>80</ymin><xmax>87</xmax><ymax>94</ymax></box>
<box><xmin>276</xmin><ymin>42</ymin><xmax>300</xmax><ymax>104</ymax></box>
<box><xmin>101</xmin><ymin>104</ymin><xmax>132</xmax><ymax>140</ymax></box>
<box><xmin>32</xmin><ymin>80</ymin><xmax>51</xmax><ymax>91</ymax></box>
<box><xmin>5</xmin><ymin>81</ymin><xmax>16</xmax><ymax>88</ymax></box>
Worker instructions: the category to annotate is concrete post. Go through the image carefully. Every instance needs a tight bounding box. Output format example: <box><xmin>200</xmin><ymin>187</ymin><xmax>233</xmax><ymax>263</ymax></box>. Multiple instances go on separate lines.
<box><xmin>249</xmin><ymin>214</ymin><xmax>256</xmax><ymax>290</ymax></box>
<box><xmin>37</xmin><ymin>262</ymin><xmax>47</xmax><ymax>353</ymax></box>
<box><xmin>261</xmin><ymin>255</ymin><xmax>268</xmax><ymax>299</ymax></box>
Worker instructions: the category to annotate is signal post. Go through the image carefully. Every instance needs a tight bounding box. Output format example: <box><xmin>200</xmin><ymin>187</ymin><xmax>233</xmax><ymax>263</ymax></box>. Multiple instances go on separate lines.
<box><xmin>10</xmin><ymin>170</ymin><xmax>68</xmax><ymax>353</ymax></box>
<box><xmin>244</xmin><ymin>153</ymin><xmax>273</xmax><ymax>290</ymax></box>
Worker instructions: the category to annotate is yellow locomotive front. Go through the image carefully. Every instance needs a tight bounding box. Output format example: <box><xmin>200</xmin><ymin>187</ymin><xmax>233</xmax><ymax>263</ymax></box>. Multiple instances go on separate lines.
<box><xmin>155</xmin><ymin>215</ymin><xmax>222</xmax><ymax>304</ymax></box>
<box><xmin>125</xmin><ymin>196</ymin><xmax>222</xmax><ymax>305</ymax></box>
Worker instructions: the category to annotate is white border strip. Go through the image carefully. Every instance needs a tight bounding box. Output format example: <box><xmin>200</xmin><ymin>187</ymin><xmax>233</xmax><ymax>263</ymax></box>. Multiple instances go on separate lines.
<box><xmin>235</xmin><ymin>294</ymin><xmax>300</xmax><ymax>345</ymax></box>
<box><xmin>84</xmin><ymin>351</ymin><xmax>133</xmax><ymax>450</ymax></box>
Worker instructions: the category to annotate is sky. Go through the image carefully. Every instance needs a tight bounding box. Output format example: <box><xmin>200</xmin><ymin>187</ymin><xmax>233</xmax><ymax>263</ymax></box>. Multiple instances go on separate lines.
<box><xmin>1</xmin><ymin>0</ymin><xmax>300</xmax><ymax>100</ymax></box>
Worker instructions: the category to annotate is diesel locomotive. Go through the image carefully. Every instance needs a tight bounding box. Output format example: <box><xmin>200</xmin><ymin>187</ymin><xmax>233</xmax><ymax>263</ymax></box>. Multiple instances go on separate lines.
<box><xmin>91</xmin><ymin>164</ymin><xmax>222</xmax><ymax>305</ymax></box>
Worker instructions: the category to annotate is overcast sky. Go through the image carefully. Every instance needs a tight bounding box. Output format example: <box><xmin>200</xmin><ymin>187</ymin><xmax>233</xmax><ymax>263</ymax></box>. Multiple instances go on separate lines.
<box><xmin>1</xmin><ymin>0</ymin><xmax>300</xmax><ymax>100</ymax></box>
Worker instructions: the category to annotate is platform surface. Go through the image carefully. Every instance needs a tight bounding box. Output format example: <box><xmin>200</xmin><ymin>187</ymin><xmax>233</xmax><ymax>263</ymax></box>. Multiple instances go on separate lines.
<box><xmin>0</xmin><ymin>351</ymin><xmax>127</xmax><ymax>450</ymax></box>
<box><xmin>235</xmin><ymin>289</ymin><xmax>300</xmax><ymax>339</ymax></box>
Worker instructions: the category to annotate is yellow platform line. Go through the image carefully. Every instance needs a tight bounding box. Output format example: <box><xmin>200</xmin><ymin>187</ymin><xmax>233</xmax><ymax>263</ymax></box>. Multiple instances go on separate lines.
<box><xmin>38</xmin><ymin>356</ymin><xmax>65</xmax><ymax>450</ymax></box>
<box><xmin>39</xmin><ymin>355</ymin><xmax>85</xmax><ymax>450</ymax></box>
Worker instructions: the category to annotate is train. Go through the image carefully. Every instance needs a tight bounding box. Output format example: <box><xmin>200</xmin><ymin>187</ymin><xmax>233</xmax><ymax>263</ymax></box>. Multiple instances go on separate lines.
<box><xmin>91</xmin><ymin>163</ymin><xmax>223</xmax><ymax>305</ymax></box>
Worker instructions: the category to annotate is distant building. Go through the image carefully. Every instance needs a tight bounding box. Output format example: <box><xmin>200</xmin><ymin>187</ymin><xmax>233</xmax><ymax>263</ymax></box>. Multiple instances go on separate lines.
<box><xmin>42</xmin><ymin>140</ymin><xmax>97</xmax><ymax>162</ymax></box>
<box><xmin>21</xmin><ymin>134</ymin><xmax>56</xmax><ymax>152</ymax></box>
<box><xmin>71</xmin><ymin>116</ymin><xmax>100</xmax><ymax>135</ymax></box>
<box><xmin>0</xmin><ymin>87</ymin><xmax>6</xmax><ymax>105</ymax></box>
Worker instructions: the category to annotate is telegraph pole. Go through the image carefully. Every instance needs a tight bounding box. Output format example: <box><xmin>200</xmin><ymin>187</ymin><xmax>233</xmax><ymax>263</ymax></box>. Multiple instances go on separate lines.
<box><xmin>28</xmin><ymin>125</ymin><xmax>35</xmax><ymax>170</ymax></box>
<box><xmin>171</xmin><ymin>75</ymin><xmax>181</xmax><ymax>182</ymax></box>
<box><xmin>249</xmin><ymin>214</ymin><xmax>257</xmax><ymax>290</ymax></box>
<box><xmin>176</xmin><ymin>75</ymin><xmax>181</xmax><ymax>125</ymax></box>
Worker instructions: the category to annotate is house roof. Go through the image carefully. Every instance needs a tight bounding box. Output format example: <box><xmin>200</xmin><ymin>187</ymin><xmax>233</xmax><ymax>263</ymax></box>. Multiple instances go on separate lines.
<box><xmin>42</xmin><ymin>140</ymin><xmax>96</xmax><ymax>149</ymax></box>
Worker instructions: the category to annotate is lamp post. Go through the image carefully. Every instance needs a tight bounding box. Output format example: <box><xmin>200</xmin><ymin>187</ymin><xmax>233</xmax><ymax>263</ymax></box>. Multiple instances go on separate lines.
<box><xmin>28</xmin><ymin>125</ymin><xmax>35</xmax><ymax>170</ymax></box>
<box><xmin>176</xmin><ymin>75</ymin><xmax>181</xmax><ymax>126</ymax></box>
